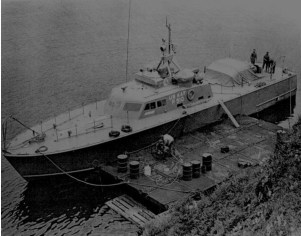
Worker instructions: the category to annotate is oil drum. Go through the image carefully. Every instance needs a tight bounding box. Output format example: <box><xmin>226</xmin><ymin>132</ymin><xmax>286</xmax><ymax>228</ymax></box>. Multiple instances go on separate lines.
<box><xmin>117</xmin><ymin>154</ymin><xmax>128</xmax><ymax>173</ymax></box>
<box><xmin>202</xmin><ymin>153</ymin><xmax>212</xmax><ymax>171</ymax></box>
<box><xmin>191</xmin><ymin>160</ymin><xmax>201</xmax><ymax>178</ymax></box>
<box><xmin>129</xmin><ymin>161</ymin><xmax>140</xmax><ymax>179</ymax></box>
<box><xmin>182</xmin><ymin>162</ymin><xmax>192</xmax><ymax>181</ymax></box>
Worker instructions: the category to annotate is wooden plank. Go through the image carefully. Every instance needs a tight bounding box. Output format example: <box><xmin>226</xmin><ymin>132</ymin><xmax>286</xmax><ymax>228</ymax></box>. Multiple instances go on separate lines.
<box><xmin>218</xmin><ymin>100</ymin><xmax>240</xmax><ymax>128</ymax></box>
<box><xmin>112</xmin><ymin>200</ymin><xmax>131</xmax><ymax>212</ymax></box>
<box><xmin>137</xmin><ymin>210</ymin><xmax>154</xmax><ymax>221</ymax></box>
<box><xmin>120</xmin><ymin>195</ymin><xmax>136</xmax><ymax>207</ymax></box>
<box><xmin>141</xmin><ymin>209</ymin><xmax>156</xmax><ymax>218</ymax></box>
<box><xmin>115</xmin><ymin>198</ymin><xmax>134</xmax><ymax>210</ymax></box>
<box><xmin>105</xmin><ymin>195</ymin><xmax>156</xmax><ymax>227</ymax></box>
<box><xmin>121</xmin><ymin>196</ymin><xmax>156</xmax><ymax>218</ymax></box>
<box><xmin>109</xmin><ymin>201</ymin><xmax>145</xmax><ymax>226</ymax></box>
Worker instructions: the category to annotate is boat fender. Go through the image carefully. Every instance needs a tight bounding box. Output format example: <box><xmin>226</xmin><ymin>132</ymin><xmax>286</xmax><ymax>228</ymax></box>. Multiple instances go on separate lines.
<box><xmin>121</xmin><ymin>125</ymin><xmax>133</xmax><ymax>133</ymax></box>
<box><xmin>187</xmin><ymin>89</ymin><xmax>195</xmax><ymax>101</ymax></box>
<box><xmin>35</xmin><ymin>146</ymin><xmax>48</xmax><ymax>153</ymax></box>
<box><xmin>109</xmin><ymin>130</ymin><xmax>120</xmax><ymax>138</ymax></box>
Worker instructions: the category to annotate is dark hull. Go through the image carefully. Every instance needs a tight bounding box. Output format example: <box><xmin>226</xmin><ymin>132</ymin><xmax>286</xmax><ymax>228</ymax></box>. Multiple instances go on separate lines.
<box><xmin>4</xmin><ymin>76</ymin><xmax>297</xmax><ymax>182</ymax></box>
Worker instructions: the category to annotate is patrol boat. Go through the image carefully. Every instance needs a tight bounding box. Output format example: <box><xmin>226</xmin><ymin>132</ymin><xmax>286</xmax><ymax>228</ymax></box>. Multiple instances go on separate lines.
<box><xmin>2</xmin><ymin>23</ymin><xmax>297</xmax><ymax>182</ymax></box>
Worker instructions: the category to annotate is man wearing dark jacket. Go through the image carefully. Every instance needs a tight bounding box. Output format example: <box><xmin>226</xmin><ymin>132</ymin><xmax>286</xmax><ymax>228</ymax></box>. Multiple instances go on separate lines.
<box><xmin>250</xmin><ymin>49</ymin><xmax>257</xmax><ymax>65</ymax></box>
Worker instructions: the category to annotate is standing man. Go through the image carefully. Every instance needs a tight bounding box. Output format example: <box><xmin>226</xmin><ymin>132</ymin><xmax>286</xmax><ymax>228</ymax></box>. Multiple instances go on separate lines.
<box><xmin>269</xmin><ymin>58</ymin><xmax>276</xmax><ymax>74</ymax></box>
<box><xmin>250</xmin><ymin>49</ymin><xmax>257</xmax><ymax>65</ymax></box>
<box><xmin>262</xmin><ymin>52</ymin><xmax>270</xmax><ymax>72</ymax></box>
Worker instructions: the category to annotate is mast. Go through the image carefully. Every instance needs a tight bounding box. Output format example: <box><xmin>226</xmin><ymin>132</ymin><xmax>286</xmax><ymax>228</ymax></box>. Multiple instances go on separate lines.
<box><xmin>166</xmin><ymin>17</ymin><xmax>171</xmax><ymax>54</ymax></box>
<box><xmin>125</xmin><ymin>0</ymin><xmax>131</xmax><ymax>82</ymax></box>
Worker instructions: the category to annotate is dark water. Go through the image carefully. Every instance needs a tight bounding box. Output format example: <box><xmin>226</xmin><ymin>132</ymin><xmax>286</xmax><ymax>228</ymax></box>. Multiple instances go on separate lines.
<box><xmin>2</xmin><ymin>0</ymin><xmax>301</xmax><ymax>235</ymax></box>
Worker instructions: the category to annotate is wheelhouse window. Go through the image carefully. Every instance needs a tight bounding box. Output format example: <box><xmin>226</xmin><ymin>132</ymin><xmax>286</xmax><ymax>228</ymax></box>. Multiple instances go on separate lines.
<box><xmin>157</xmin><ymin>99</ymin><xmax>166</xmax><ymax>107</ymax></box>
<box><xmin>144</xmin><ymin>102</ymin><xmax>157</xmax><ymax>111</ymax></box>
<box><xmin>157</xmin><ymin>101</ymin><xmax>162</xmax><ymax>107</ymax></box>
<box><xmin>150</xmin><ymin>102</ymin><xmax>156</xmax><ymax>109</ymax></box>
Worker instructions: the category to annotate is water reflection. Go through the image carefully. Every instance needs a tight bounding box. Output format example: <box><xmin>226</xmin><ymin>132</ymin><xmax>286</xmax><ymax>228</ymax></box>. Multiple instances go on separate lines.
<box><xmin>5</xmin><ymin>180</ymin><xmax>138</xmax><ymax>235</ymax></box>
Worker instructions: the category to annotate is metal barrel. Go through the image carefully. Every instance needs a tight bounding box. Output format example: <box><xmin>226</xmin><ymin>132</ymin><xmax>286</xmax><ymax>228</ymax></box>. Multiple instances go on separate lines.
<box><xmin>117</xmin><ymin>154</ymin><xmax>128</xmax><ymax>173</ymax></box>
<box><xmin>191</xmin><ymin>160</ymin><xmax>201</xmax><ymax>178</ymax></box>
<box><xmin>182</xmin><ymin>162</ymin><xmax>192</xmax><ymax>181</ymax></box>
<box><xmin>129</xmin><ymin>161</ymin><xmax>140</xmax><ymax>179</ymax></box>
<box><xmin>202</xmin><ymin>153</ymin><xmax>212</xmax><ymax>171</ymax></box>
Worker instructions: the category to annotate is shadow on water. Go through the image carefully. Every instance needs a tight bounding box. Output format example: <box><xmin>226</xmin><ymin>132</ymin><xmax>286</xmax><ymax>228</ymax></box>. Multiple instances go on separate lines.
<box><xmin>18</xmin><ymin>171</ymin><xmax>122</xmax><ymax>221</ymax></box>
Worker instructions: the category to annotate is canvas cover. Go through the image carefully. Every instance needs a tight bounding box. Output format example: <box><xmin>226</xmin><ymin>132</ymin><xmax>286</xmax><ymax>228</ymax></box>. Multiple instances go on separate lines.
<box><xmin>206</xmin><ymin>58</ymin><xmax>260</xmax><ymax>86</ymax></box>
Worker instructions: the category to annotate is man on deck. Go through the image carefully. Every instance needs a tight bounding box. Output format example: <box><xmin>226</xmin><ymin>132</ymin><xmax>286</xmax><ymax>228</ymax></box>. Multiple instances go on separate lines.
<box><xmin>156</xmin><ymin>134</ymin><xmax>174</xmax><ymax>158</ymax></box>
<box><xmin>262</xmin><ymin>52</ymin><xmax>270</xmax><ymax>72</ymax></box>
<box><xmin>269</xmin><ymin>58</ymin><xmax>276</xmax><ymax>74</ymax></box>
<box><xmin>161</xmin><ymin>134</ymin><xmax>174</xmax><ymax>151</ymax></box>
<box><xmin>250</xmin><ymin>49</ymin><xmax>257</xmax><ymax>65</ymax></box>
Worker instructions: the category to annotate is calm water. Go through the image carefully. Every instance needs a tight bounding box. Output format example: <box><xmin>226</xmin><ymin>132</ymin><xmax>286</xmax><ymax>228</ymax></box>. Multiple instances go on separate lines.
<box><xmin>2</xmin><ymin>0</ymin><xmax>301</xmax><ymax>235</ymax></box>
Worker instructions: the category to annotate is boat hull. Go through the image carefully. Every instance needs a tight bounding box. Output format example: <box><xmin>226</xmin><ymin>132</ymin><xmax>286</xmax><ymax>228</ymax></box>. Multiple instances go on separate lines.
<box><xmin>4</xmin><ymin>75</ymin><xmax>297</xmax><ymax>182</ymax></box>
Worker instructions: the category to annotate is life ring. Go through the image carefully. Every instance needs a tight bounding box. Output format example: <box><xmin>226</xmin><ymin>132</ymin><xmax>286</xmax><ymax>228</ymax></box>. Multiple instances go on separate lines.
<box><xmin>187</xmin><ymin>90</ymin><xmax>195</xmax><ymax>101</ymax></box>
<box><xmin>121</xmin><ymin>125</ymin><xmax>133</xmax><ymax>133</ymax></box>
<box><xmin>35</xmin><ymin>146</ymin><xmax>48</xmax><ymax>153</ymax></box>
<box><xmin>109</xmin><ymin>130</ymin><xmax>120</xmax><ymax>138</ymax></box>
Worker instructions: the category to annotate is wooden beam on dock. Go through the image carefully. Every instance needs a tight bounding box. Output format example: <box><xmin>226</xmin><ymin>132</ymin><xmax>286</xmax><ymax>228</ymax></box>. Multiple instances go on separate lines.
<box><xmin>218</xmin><ymin>100</ymin><xmax>240</xmax><ymax>128</ymax></box>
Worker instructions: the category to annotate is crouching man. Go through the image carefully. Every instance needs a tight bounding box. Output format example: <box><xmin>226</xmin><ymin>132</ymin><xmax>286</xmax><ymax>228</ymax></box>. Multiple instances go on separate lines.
<box><xmin>155</xmin><ymin>134</ymin><xmax>174</xmax><ymax>160</ymax></box>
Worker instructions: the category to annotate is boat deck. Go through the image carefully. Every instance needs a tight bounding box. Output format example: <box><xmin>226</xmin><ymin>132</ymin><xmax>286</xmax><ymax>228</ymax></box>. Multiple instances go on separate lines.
<box><xmin>6</xmin><ymin>65</ymin><xmax>294</xmax><ymax>156</ymax></box>
<box><xmin>101</xmin><ymin>115</ymin><xmax>280</xmax><ymax>216</ymax></box>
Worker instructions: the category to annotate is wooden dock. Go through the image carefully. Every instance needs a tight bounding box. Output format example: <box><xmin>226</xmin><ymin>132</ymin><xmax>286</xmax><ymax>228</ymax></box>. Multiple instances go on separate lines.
<box><xmin>103</xmin><ymin>115</ymin><xmax>280</xmax><ymax>227</ymax></box>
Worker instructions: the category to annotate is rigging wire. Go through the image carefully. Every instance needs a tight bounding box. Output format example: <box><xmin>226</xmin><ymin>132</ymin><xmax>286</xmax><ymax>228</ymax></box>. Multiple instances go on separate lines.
<box><xmin>11</xmin><ymin>116</ymin><xmax>37</xmax><ymax>134</ymax></box>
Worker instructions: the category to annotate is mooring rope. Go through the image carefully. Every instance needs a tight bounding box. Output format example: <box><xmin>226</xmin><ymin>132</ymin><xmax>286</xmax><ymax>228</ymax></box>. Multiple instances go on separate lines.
<box><xmin>41</xmin><ymin>152</ymin><xmax>194</xmax><ymax>193</ymax></box>
<box><xmin>41</xmin><ymin>153</ymin><xmax>127</xmax><ymax>187</ymax></box>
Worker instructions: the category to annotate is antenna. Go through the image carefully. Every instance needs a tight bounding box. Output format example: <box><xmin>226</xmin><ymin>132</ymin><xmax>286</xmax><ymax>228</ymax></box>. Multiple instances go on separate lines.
<box><xmin>166</xmin><ymin>16</ymin><xmax>171</xmax><ymax>54</ymax></box>
<box><xmin>125</xmin><ymin>0</ymin><xmax>131</xmax><ymax>82</ymax></box>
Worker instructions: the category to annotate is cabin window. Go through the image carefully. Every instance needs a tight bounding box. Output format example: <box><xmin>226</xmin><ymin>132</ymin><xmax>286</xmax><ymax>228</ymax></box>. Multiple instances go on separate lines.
<box><xmin>177</xmin><ymin>103</ymin><xmax>183</xmax><ymax>108</ymax></box>
<box><xmin>198</xmin><ymin>96</ymin><xmax>204</xmax><ymax>100</ymax></box>
<box><xmin>144</xmin><ymin>102</ymin><xmax>156</xmax><ymax>111</ymax></box>
<box><xmin>150</xmin><ymin>102</ymin><xmax>156</xmax><ymax>109</ymax></box>
<box><xmin>157</xmin><ymin>99</ymin><xmax>166</xmax><ymax>108</ymax></box>
<box><xmin>144</xmin><ymin>104</ymin><xmax>150</xmax><ymax>111</ymax></box>
<box><xmin>123</xmin><ymin>103</ymin><xmax>142</xmax><ymax>111</ymax></box>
